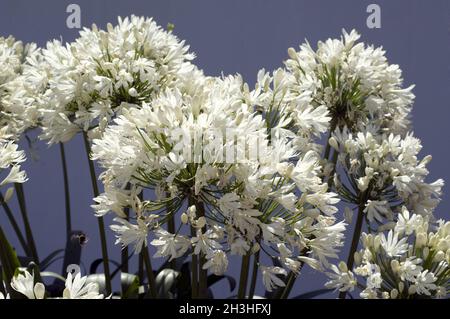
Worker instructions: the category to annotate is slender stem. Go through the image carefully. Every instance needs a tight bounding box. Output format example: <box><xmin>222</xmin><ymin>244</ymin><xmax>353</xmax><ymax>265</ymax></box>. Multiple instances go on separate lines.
<box><xmin>0</xmin><ymin>191</ymin><xmax>29</xmax><ymax>255</ymax></box>
<box><xmin>167</xmin><ymin>192</ymin><xmax>176</xmax><ymax>270</ymax></box>
<box><xmin>327</xmin><ymin>149</ymin><xmax>339</xmax><ymax>191</ymax></box>
<box><xmin>339</xmin><ymin>191</ymin><xmax>367</xmax><ymax>299</ymax></box>
<box><xmin>14</xmin><ymin>183</ymin><xmax>39</xmax><ymax>264</ymax></box>
<box><xmin>194</xmin><ymin>201</ymin><xmax>208</xmax><ymax>298</ymax></box>
<box><xmin>142</xmin><ymin>245</ymin><xmax>158</xmax><ymax>298</ymax></box>
<box><xmin>59</xmin><ymin>143</ymin><xmax>72</xmax><ymax>239</ymax></box>
<box><xmin>280</xmin><ymin>272</ymin><xmax>296</xmax><ymax>299</ymax></box>
<box><xmin>138</xmin><ymin>253</ymin><xmax>144</xmax><ymax>285</ymax></box>
<box><xmin>121</xmin><ymin>184</ymin><xmax>130</xmax><ymax>276</ymax></box>
<box><xmin>237</xmin><ymin>253</ymin><xmax>251</xmax><ymax>299</ymax></box>
<box><xmin>188</xmin><ymin>196</ymin><xmax>199</xmax><ymax>298</ymax></box>
<box><xmin>247</xmin><ymin>249</ymin><xmax>260</xmax><ymax>299</ymax></box>
<box><xmin>82</xmin><ymin>132</ymin><xmax>112</xmax><ymax>295</ymax></box>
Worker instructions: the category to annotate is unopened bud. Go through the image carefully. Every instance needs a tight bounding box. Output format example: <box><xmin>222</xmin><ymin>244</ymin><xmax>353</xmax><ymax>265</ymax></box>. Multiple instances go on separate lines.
<box><xmin>390</xmin><ymin>260</ymin><xmax>400</xmax><ymax>273</ymax></box>
<box><xmin>390</xmin><ymin>289</ymin><xmax>399</xmax><ymax>299</ymax></box>
<box><xmin>251</xmin><ymin>243</ymin><xmax>261</xmax><ymax>254</ymax></box>
<box><xmin>287</xmin><ymin>47</ymin><xmax>297</xmax><ymax>60</ymax></box>
<box><xmin>416</xmin><ymin>232</ymin><xmax>427</xmax><ymax>248</ymax></box>
<box><xmin>338</xmin><ymin>261</ymin><xmax>348</xmax><ymax>273</ymax></box>
<box><xmin>434</xmin><ymin>250</ymin><xmax>445</xmax><ymax>262</ymax></box>
<box><xmin>328</xmin><ymin>137</ymin><xmax>339</xmax><ymax>151</ymax></box>
<box><xmin>196</xmin><ymin>217</ymin><xmax>206</xmax><ymax>229</ymax></box>
<box><xmin>3</xmin><ymin>187</ymin><xmax>14</xmax><ymax>203</ymax></box>
<box><xmin>181</xmin><ymin>213</ymin><xmax>189</xmax><ymax>224</ymax></box>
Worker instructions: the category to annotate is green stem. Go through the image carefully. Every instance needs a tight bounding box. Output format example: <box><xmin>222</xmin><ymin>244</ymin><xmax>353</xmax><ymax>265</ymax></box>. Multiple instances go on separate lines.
<box><xmin>14</xmin><ymin>183</ymin><xmax>39</xmax><ymax>264</ymax></box>
<box><xmin>142</xmin><ymin>245</ymin><xmax>158</xmax><ymax>298</ymax></box>
<box><xmin>237</xmin><ymin>253</ymin><xmax>251</xmax><ymax>299</ymax></box>
<box><xmin>327</xmin><ymin>149</ymin><xmax>339</xmax><ymax>191</ymax></box>
<box><xmin>339</xmin><ymin>191</ymin><xmax>367</xmax><ymax>299</ymax></box>
<box><xmin>0</xmin><ymin>191</ymin><xmax>29</xmax><ymax>256</ymax></box>
<box><xmin>59</xmin><ymin>143</ymin><xmax>72</xmax><ymax>239</ymax></box>
<box><xmin>0</xmin><ymin>224</ymin><xmax>21</xmax><ymax>298</ymax></box>
<box><xmin>194</xmin><ymin>201</ymin><xmax>208</xmax><ymax>299</ymax></box>
<box><xmin>167</xmin><ymin>192</ymin><xmax>176</xmax><ymax>270</ymax></box>
<box><xmin>280</xmin><ymin>272</ymin><xmax>296</xmax><ymax>299</ymax></box>
<box><xmin>247</xmin><ymin>249</ymin><xmax>260</xmax><ymax>299</ymax></box>
<box><xmin>82</xmin><ymin>132</ymin><xmax>112</xmax><ymax>295</ymax></box>
<box><xmin>138</xmin><ymin>253</ymin><xmax>144</xmax><ymax>286</ymax></box>
<box><xmin>188</xmin><ymin>196</ymin><xmax>199</xmax><ymax>299</ymax></box>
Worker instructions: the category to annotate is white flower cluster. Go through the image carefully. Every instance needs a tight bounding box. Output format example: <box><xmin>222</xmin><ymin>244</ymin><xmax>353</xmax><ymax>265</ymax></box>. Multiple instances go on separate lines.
<box><xmin>331</xmin><ymin>129</ymin><xmax>443</xmax><ymax>228</ymax></box>
<box><xmin>0</xmin><ymin>36</ymin><xmax>41</xmax><ymax>139</ymax></box>
<box><xmin>91</xmin><ymin>73</ymin><xmax>346</xmax><ymax>292</ymax></box>
<box><xmin>0</xmin><ymin>128</ymin><xmax>27</xmax><ymax>190</ymax></box>
<box><xmin>2</xmin><ymin>269</ymin><xmax>104</xmax><ymax>299</ymax></box>
<box><xmin>283</xmin><ymin>29</ymin><xmax>415</xmax><ymax>135</ymax></box>
<box><xmin>326</xmin><ymin>207</ymin><xmax>450</xmax><ymax>299</ymax></box>
<box><xmin>37</xmin><ymin>15</ymin><xmax>198</xmax><ymax>144</ymax></box>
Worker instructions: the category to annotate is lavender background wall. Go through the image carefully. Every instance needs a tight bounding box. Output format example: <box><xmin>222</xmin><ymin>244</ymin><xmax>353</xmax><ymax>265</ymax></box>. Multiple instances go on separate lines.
<box><xmin>1</xmin><ymin>0</ymin><xmax>449</xmax><ymax>298</ymax></box>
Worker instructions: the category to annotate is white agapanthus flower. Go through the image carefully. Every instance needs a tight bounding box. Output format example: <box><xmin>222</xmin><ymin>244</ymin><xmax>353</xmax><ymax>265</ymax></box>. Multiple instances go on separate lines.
<box><xmin>7</xmin><ymin>269</ymin><xmax>104</xmax><ymax>299</ymax></box>
<box><xmin>0</xmin><ymin>127</ymin><xmax>27</xmax><ymax>188</ymax></box>
<box><xmin>0</xmin><ymin>36</ymin><xmax>41</xmax><ymax>138</ymax></box>
<box><xmin>332</xmin><ymin>129</ymin><xmax>443</xmax><ymax>227</ymax></box>
<box><xmin>10</xmin><ymin>270</ymin><xmax>45</xmax><ymax>299</ymax></box>
<box><xmin>63</xmin><ymin>272</ymin><xmax>105</xmax><ymax>299</ymax></box>
<box><xmin>326</xmin><ymin>209</ymin><xmax>450</xmax><ymax>299</ymax></box>
<box><xmin>283</xmin><ymin>29</ymin><xmax>415</xmax><ymax>136</ymax></box>
<box><xmin>37</xmin><ymin>15</ymin><xmax>200</xmax><ymax>144</ymax></box>
<box><xmin>91</xmin><ymin>72</ymin><xmax>345</xmax><ymax>292</ymax></box>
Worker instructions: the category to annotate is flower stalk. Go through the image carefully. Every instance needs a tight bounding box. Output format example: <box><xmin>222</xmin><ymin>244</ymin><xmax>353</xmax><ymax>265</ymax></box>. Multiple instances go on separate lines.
<box><xmin>82</xmin><ymin>132</ymin><xmax>112</xmax><ymax>295</ymax></box>
<box><xmin>14</xmin><ymin>183</ymin><xmax>39</xmax><ymax>264</ymax></box>
<box><xmin>59</xmin><ymin>143</ymin><xmax>72</xmax><ymax>240</ymax></box>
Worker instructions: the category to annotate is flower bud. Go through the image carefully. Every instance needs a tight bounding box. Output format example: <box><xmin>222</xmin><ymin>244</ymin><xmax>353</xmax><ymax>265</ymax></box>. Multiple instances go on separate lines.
<box><xmin>287</xmin><ymin>47</ymin><xmax>297</xmax><ymax>60</ymax></box>
<box><xmin>338</xmin><ymin>261</ymin><xmax>348</xmax><ymax>273</ymax></box>
<box><xmin>374</xmin><ymin>236</ymin><xmax>381</xmax><ymax>251</ymax></box>
<box><xmin>390</xmin><ymin>289</ymin><xmax>399</xmax><ymax>299</ymax></box>
<box><xmin>408</xmin><ymin>285</ymin><xmax>417</xmax><ymax>295</ymax></box>
<box><xmin>181</xmin><ymin>213</ymin><xmax>189</xmax><ymax>224</ymax></box>
<box><xmin>354</xmin><ymin>251</ymin><xmax>362</xmax><ymax>266</ymax></box>
<box><xmin>434</xmin><ymin>250</ymin><xmax>445</xmax><ymax>262</ymax></box>
<box><xmin>328</xmin><ymin>137</ymin><xmax>339</xmax><ymax>151</ymax></box>
<box><xmin>3</xmin><ymin>187</ymin><xmax>14</xmax><ymax>203</ymax></box>
<box><xmin>423</xmin><ymin>247</ymin><xmax>430</xmax><ymax>259</ymax></box>
<box><xmin>251</xmin><ymin>243</ymin><xmax>261</xmax><ymax>254</ymax></box>
<box><xmin>344</xmin><ymin>207</ymin><xmax>353</xmax><ymax>223</ymax></box>
<box><xmin>416</xmin><ymin>232</ymin><xmax>427</xmax><ymax>248</ymax></box>
<box><xmin>196</xmin><ymin>217</ymin><xmax>206</xmax><ymax>229</ymax></box>
<box><xmin>128</xmin><ymin>87</ymin><xmax>138</xmax><ymax>97</ymax></box>
<box><xmin>390</xmin><ymin>260</ymin><xmax>400</xmax><ymax>273</ymax></box>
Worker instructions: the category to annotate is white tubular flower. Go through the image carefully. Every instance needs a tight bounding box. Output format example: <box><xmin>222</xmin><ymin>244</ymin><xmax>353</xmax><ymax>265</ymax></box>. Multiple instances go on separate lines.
<box><xmin>0</xmin><ymin>128</ymin><xmax>27</xmax><ymax>189</ymax></box>
<box><xmin>10</xmin><ymin>270</ymin><xmax>45</xmax><ymax>299</ymax></box>
<box><xmin>283</xmin><ymin>29</ymin><xmax>414</xmax><ymax>136</ymax></box>
<box><xmin>91</xmin><ymin>59</ymin><xmax>344</xmax><ymax>290</ymax></box>
<box><xmin>63</xmin><ymin>272</ymin><xmax>104</xmax><ymax>299</ymax></box>
<box><xmin>325</xmin><ymin>262</ymin><xmax>356</xmax><ymax>292</ymax></box>
<box><xmin>203</xmin><ymin>250</ymin><xmax>229</xmax><ymax>276</ymax></box>
<box><xmin>260</xmin><ymin>266</ymin><xmax>287</xmax><ymax>292</ymax></box>
<box><xmin>151</xmin><ymin>228</ymin><xmax>191</xmax><ymax>261</ymax></box>
<box><xmin>110</xmin><ymin>217</ymin><xmax>150</xmax><ymax>254</ymax></box>
<box><xmin>0</xmin><ymin>36</ymin><xmax>41</xmax><ymax>138</ymax></box>
<box><xmin>333</xmin><ymin>129</ymin><xmax>443</xmax><ymax>228</ymax></box>
<box><xmin>332</xmin><ymin>212</ymin><xmax>449</xmax><ymax>299</ymax></box>
<box><xmin>37</xmin><ymin>15</ymin><xmax>199</xmax><ymax>144</ymax></box>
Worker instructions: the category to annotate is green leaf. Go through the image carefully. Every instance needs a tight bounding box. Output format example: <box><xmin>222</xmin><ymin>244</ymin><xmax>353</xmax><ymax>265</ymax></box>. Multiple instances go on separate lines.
<box><xmin>121</xmin><ymin>273</ymin><xmax>140</xmax><ymax>299</ymax></box>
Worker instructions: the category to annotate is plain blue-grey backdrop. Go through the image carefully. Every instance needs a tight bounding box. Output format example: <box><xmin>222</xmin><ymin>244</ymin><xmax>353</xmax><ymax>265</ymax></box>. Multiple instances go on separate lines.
<box><xmin>1</xmin><ymin>0</ymin><xmax>449</xmax><ymax>298</ymax></box>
